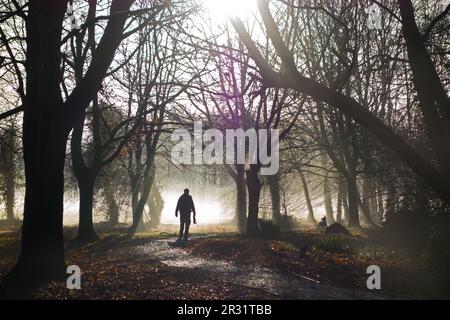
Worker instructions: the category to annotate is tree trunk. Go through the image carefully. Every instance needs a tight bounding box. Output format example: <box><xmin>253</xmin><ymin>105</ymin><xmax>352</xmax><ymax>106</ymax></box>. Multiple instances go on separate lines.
<box><xmin>385</xmin><ymin>181</ymin><xmax>397</xmax><ymax>220</ymax></box>
<box><xmin>376</xmin><ymin>183</ymin><xmax>384</xmax><ymax>221</ymax></box>
<box><xmin>105</xmin><ymin>188</ymin><xmax>120</xmax><ymax>226</ymax></box>
<box><xmin>323</xmin><ymin>175</ymin><xmax>335</xmax><ymax>224</ymax></box>
<box><xmin>319</xmin><ymin>153</ymin><xmax>335</xmax><ymax>224</ymax></box>
<box><xmin>75</xmin><ymin>176</ymin><xmax>98</xmax><ymax>243</ymax></box>
<box><xmin>10</xmin><ymin>123</ymin><xmax>68</xmax><ymax>284</ymax></box>
<box><xmin>130</xmin><ymin>196</ymin><xmax>145</xmax><ymax>234</ymax></box>
<box><xmin>130</xmin><ymin>195</ymin><xmax>146</xmax><ymax>234</ymax></box>
<box><xmin>363</xmin><ymin>176</ymin><xmax>381</xmax><ymax>225</ymax></box>
<box><xmin>343</xmin><ymin>137</ymin><xmax>360</xmax><ymax>228</ymax></box>
<box><xmin>347</xmin><ymin>175</ymin><xmax>360</xmax><ymax>228</ymax></box>
<box><xmin>300</xmin><ymin>171</ymin><xmax>315</xmax><ymax>224</ymax></box>
<box><xmin>7</xmin><ymin>0</ymin><xmax>69</xmax><ymax>285</ymax></box>
<box><xmin>359</xmin><ymin>178</ymin><xmax>375</xmax><ymax>227</ymax></box>
<box><xmin>129</xmin><ymin>165</ymin><xmax>155</xmax><ymax>235</ymax></box>
<box><xmin>342</xmin><ymin>183</ymin><xmax>349</xmax><ymax>224</ymax></box>
<box><xmin>369</xmin><ymin>180</ymin><xmax>380</xmax><ymax>225</ymax></box>
<box><xmin>267</xmin><ymin>173</ymin><xmax>282</xmax><ymax>225</ymax></box>
<box><xmin>148</xmin><ymin>186</ymin><xmax>164</xmax><ymax>228</ymax></box>
<box><xmin>131</xmin><ymin>180</ymin><xmax>139</xmax><ymax>215</ymax></box>
<box><xmin>336</xmin><ymin>179</ymin><xmax>344</xmax><ymax>224</ymax></box>
<box><xmin>246</xmin><ymin>164</ymin><xmax>261</xmax><ymax>237</ymax></box>
<box><xmin>0</xmin><ymin>130</ymin><xmax>16</xmax><ymax>223</ymax></box>
<box><xmin>235</xmin><ymin>164</ymin><xmax>247</xmax><ymax>233</ymax></box>
<box><xmin>4</xmin><ymin>167</ymin><xmax>15</xmax><ymax>223</ymax></box>
<box><xmin>71</xmin><ymin>111</ymin><xmax>99</xmax><ymax>244</ymax></box>
<box><xmin>362</xmin><ymin>176</ymin><xmax>371</xmax><ymax>221</ymax></box>
<box><xmin>357</xmin><ymin>198</ymin><xmax>374</xmax><ymax>227</ymax></box>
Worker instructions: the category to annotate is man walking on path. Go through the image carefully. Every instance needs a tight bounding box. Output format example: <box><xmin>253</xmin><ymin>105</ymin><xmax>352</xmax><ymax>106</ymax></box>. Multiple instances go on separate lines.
<box><xmin>175</xmin><ymin>188</ymin><xmax>196</xmax><ymax>241</ymax></box>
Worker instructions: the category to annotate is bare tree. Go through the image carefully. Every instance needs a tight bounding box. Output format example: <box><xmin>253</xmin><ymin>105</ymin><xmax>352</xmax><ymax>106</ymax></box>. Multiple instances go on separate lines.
<box><xmin>4</xmin><ymin>0</ymin><xmax>167</xmax><ymax>286</ymax></box>
<box><xmin>231</xmin><ymin>0</ymin><xmax>450</xmax><ymax>206</ymax></box>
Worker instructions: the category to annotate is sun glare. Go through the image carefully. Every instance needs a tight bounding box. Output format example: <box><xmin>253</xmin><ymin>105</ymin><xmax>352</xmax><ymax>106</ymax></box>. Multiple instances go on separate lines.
<box><xmin>202</xmin><ymin>0</ymin><xmax>257</xmax><ymax>21</ymax></box>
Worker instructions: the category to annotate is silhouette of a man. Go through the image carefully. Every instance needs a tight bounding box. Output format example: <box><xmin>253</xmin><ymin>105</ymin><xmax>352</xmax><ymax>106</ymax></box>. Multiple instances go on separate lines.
<box><xmin>175</xmin><ymin>188</ymin><xmax>196</xmax><ymax>240</ymax></box>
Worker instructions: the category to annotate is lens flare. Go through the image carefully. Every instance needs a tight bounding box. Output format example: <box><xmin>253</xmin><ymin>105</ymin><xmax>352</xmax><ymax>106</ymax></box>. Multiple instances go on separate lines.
<box><xmin>202</xmin><ymin>0</ymin><xmax>256</xmax><ymax>21</ymax></box>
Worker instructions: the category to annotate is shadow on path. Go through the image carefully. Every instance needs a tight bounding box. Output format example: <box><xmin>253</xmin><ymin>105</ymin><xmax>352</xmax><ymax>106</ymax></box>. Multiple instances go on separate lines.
<box><xmin>135</xmin><ymin>235</ymin><xmax>394</xmax><ymax>299</ymax></box>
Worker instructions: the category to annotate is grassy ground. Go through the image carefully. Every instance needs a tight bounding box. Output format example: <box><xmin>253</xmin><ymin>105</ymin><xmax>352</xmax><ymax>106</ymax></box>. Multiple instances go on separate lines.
<box><xmin>186</xmin><ymin>226</ymin><xmax>446</xmax><ymax>299</ymax></box>
<box><xmin>0</xmin><ymin>223</ymin><xmax>448</xmax><ymax>299</ymax></box>
<box><xmin>0</xmin><ymin>224</ymin><xmax>277</xmax><ymax>299</ymax></box>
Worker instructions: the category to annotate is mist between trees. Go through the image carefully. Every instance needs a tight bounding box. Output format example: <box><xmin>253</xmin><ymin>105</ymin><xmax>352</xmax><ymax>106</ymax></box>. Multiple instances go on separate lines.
<box><xmin>0</xmin><ymin>0</ymin><xmax>449</xmax><ymax>288</ymax></box>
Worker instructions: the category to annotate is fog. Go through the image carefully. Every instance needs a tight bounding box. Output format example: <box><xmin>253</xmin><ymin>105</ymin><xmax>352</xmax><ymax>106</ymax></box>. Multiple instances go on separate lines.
<box><xmin>61</xmin><ymin>179</ymin><xmax>235</xmax><ymax>226</ymax></box>
<box><xmin>159</xmin><ymin>188</ymin><xmax>233</xmax><ymax>225</ymax></box>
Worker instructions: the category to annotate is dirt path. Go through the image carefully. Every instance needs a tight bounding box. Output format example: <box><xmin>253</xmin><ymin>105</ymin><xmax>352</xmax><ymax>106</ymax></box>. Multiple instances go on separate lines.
<box><xmin>134</xmin><ymin>235</ymin><xmax>394</xmax><ymax>299</ymax></box>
